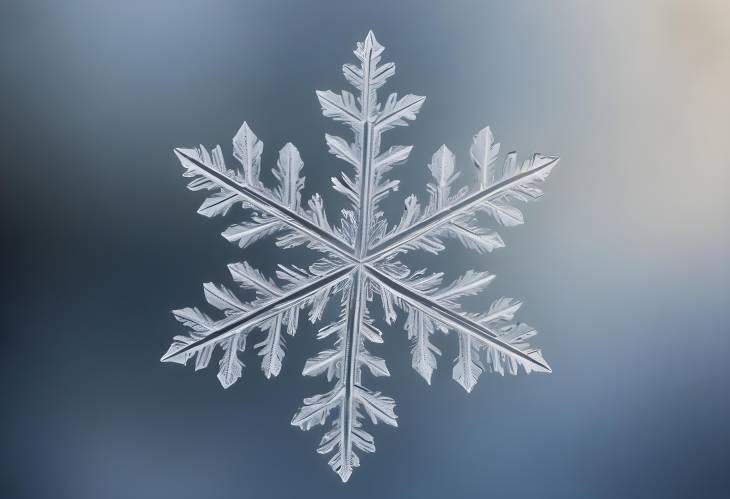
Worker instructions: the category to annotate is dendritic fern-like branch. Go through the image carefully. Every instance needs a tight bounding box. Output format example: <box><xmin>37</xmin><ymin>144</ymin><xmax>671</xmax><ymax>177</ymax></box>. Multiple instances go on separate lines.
<box><xmin>162</xmin><ymin>30</ymin><xmax>558</xmax><ymax>482</ymax></box>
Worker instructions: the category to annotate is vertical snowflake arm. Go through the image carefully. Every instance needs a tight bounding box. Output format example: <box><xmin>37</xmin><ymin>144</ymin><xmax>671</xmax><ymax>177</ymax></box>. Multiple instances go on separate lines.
<box><xmin>292</xmin><ymin>270</ymin><xmax>396</xmax><ymax>482</ymax></box>
<box><xmin>318</xmin><ymin>31</ymin><xmax>425</xmax><ymax>258</ymax></box>
<box><xmin>292</xmin><ymin>32</ymin><xmax>415</xmax><ymax>481</ymax></box>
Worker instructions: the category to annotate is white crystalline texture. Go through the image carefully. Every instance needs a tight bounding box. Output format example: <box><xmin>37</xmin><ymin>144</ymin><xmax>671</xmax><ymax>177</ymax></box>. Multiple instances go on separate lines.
<box><xmin>161</xmin><ymin>31</ymin><xmax>558</xmax><ymax>482</ymax></box>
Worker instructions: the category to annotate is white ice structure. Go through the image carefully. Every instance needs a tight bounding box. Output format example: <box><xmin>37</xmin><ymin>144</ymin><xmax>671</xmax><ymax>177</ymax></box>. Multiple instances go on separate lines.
<box><xmin>162</xmin><ymin>31</ymin><xmax>558</xmax><ymax>482</ymax></box>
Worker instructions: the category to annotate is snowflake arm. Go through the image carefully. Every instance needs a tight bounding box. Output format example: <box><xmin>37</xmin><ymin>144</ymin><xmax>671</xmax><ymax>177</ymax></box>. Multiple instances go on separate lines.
<box><xmin>365</xmin><ymin>265</ymin><xmax>551</xmax><ymax>375</ymax></box>
<box><xmin>318</xmin><ymin>31</ymin><xmax>425</xmax><ymax>259</ymax></box>
<box><xmin>365</xmin><ymin>145</ymin><xmax>558</xmax><ymax>262</ymax></box>
<box><xmin>161</xmin><ymin>264</ymin><xmax>354</xmax><ymax>383</ymax></box>
<box><xmin>292</xmin><ymin>269</ymin><xmax>396</xmax><ymax>482</ymax></box>
<box><xmin>174</xmin><ymin>131</ymin><xmax>354</xmax><ymax>260</ymax></box>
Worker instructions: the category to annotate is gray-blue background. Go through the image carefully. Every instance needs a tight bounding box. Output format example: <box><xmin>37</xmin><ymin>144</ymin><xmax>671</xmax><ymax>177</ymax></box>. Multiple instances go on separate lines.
<box><xmin>2</xmin><ymin>1</ymin><xmax>729</xmax><ymax>498</ymax></box>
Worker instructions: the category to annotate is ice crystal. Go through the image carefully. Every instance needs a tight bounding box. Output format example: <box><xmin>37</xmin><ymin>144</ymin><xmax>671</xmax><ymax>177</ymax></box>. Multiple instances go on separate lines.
<box><xmin>162</xmin><ymin>31</ymin><xmax>558</xmax><ymax>482</ymax></box>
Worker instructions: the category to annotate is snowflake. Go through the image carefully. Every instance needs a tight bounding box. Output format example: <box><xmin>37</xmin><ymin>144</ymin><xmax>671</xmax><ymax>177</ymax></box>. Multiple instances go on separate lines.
<box><xmin>161</xmin><ymin>31</ymin><xmax>558</xmax><ymax>482</ymax></box>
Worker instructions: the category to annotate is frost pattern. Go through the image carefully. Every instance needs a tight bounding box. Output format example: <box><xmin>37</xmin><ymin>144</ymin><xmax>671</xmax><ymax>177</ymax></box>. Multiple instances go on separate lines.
<box><xmin>161</xmin><ymin>31</ymin><xmax>558</xmax><ymax>482</ymax></box>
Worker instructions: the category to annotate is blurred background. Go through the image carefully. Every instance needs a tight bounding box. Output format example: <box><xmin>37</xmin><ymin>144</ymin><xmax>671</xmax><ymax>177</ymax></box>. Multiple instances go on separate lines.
<box><xmin>1</xmin><ymin>1</ymin><xmax>729</xmax><ymax>498</ymax></box>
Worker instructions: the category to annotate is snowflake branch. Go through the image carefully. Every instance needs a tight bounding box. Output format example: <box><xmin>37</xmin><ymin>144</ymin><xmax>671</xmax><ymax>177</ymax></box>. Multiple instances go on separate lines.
<box><xmin>174</xmin><ymin>148</ymin><xmax>355</xmax><ymax>262</ymax></box>
<box><xmin>350</xmin><ymin>32</ymin><xmax>383</xmax><ymax>259</ymax></box>
<box><xmin>334</xmin><ymin>268</ymin><xmax>366</xmax><ymax>480</ymax></box>
<box><xmin>319</xmin><ymin>31</ymin><xmax>424</xmax><ymax>259</ymax></box>
<box><xmin>292</xmin><ymin>268</ymin><xmax>396</xmax><ymax>482</ymax></box>
<box><xmin>365</xmin><ymin>154</ymin><xmax>559</xmax><ymax>262</ymax></box>
<box><xmin>161</xmin><ymin>264</ymin><xmax>355</xmax><ymax>363</ymax></box>
<box><xmin>364</xmin><ymin>265</ymin><xmax>552</xmax><ymax>373</ymax></box>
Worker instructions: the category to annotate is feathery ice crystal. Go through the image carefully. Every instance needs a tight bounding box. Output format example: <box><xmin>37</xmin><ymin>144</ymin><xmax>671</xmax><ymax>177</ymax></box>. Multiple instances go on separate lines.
<box><xmin>162</xmin><ymin>31</ymin><xmax>558</xmax><ymax>482</ymax></box>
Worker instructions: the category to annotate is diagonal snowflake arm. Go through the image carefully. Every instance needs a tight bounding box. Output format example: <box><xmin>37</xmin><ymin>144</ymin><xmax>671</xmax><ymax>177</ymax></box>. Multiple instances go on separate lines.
<box><xmin>365</xmin><ymin>265</ymin><xmax>551</xmax><ymax>375</ymax></box>
<box><xmin>365</xmin><ymin>128</ymin><xmax>559</xmax><ymax>262</ymax></box>
<box><xmin>161</xmin><ymin>264</ymin><xmax>355</xmax><ymax>382</ymax></box>
<box><xmin>174</xmin><ymin>130</ymin><xmax>354</xmax><ymax>261</ymax></box>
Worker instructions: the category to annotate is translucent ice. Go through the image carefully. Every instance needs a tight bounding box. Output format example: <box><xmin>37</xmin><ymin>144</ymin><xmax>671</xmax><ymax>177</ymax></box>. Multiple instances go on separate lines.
<box><xmin>162</xmin><ymin>31</ymin><xmax>558</xmax><ymax>482</ymax></box>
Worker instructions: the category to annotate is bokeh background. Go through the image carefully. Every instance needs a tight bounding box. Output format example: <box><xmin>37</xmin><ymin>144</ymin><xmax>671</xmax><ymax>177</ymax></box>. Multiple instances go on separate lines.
<box><xmin>2</xmin><ymin>1</ymin><xmax>729</xmax><ymax>498</ymax></box>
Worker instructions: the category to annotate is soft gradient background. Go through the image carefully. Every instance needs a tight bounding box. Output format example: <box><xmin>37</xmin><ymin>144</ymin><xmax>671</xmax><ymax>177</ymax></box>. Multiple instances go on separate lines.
<box><xmin>2</xmin><ymin>1</ymin><xmax>729</xmax><ymax>498</ymax></box>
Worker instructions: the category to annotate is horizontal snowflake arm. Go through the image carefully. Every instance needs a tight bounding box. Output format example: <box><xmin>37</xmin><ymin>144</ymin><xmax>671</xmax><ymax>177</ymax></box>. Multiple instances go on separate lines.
<box><xmin>364</xmin><ymin>265</ymin><xmax>551</xmax><ymax>373</ymax></box>
<box><xmin>365</xmin><ymin>154</ymin><xmax>559</xmax><ymax>263</ymax></box>
<box><xmin>175</xmin><ymin>148</ymin><xmax>355</xmax><ymax>261</ymax></box>
<box><xmin>161</xmin><ymin>264</ymin><xmax>354</xmax><ymax>364</ymax></box>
